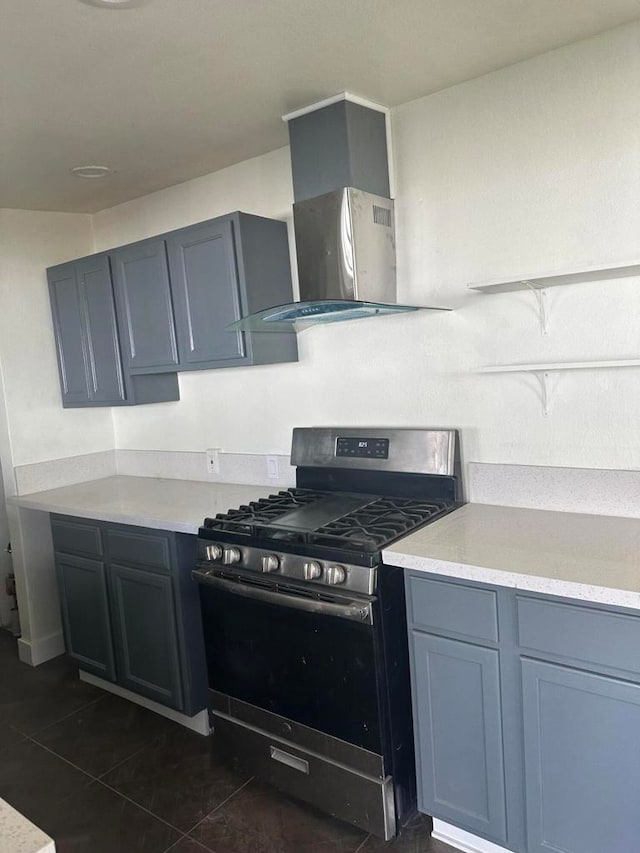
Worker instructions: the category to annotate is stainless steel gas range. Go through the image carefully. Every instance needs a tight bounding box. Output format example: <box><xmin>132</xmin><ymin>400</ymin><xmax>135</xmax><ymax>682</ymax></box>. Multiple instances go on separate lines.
<box><xmin>193</xmin><ymin>427</ymin><xmax>462</xmax><ymax>840</ymax></box>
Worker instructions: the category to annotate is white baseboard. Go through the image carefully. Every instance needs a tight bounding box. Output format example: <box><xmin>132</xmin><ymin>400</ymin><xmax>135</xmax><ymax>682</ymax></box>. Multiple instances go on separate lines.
<box><xmin>17</xmin><ymin>631</ymin><xmax>65</xmax><ymax>667</ymax></box>
<box><xmin>432</xmin><ymin>820</ymin><xmax>512</xmax><ymax>853</ymax></box>
<box><xmin>79</xmin><ymin>671</ymin><xmax>211</xmax><ymax>736</ymax></box>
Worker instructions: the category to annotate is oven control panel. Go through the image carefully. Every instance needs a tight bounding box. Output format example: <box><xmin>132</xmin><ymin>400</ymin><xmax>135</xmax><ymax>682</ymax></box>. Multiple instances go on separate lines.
<box><xmin>336</xmin><ymin>436</ymin><xmax>389</xmax><ymax>459</ymax></box>
<box><xmin>198</xmin><ymin>540</ymin><xmax>376</xmax><ymax>596</ymax></box>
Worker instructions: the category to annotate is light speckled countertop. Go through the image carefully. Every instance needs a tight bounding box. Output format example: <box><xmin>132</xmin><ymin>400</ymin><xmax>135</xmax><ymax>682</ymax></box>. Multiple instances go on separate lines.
<box><xmin>383</xmin><ymin>503</ymin><xmax>640</xmax><ymax>610</ymax></box>
<box><xmin>0</xmin><ymin>799</ymin><xmax>54</xmax><ymax>853</ymax></box>
<box><xmin>9</xmin><ymin>475</ymin><xmax>279</xmax><ymax>534</ymax></box>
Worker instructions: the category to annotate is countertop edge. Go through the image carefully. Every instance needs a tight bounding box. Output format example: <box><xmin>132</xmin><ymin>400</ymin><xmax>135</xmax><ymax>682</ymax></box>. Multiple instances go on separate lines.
<box><xmin>0</xmin><ymin>797</ymin><xmax>55</xmax><ymax>853</ymax></box>
<box><xmin>383</xmin><ymin>549</ymin><xmax>640</xmax><ymax>610</ymax></box>
<box><xmin>11</xmin><ymin>494</ymin><xmax>199</xmax><ymax>535</ymax></box>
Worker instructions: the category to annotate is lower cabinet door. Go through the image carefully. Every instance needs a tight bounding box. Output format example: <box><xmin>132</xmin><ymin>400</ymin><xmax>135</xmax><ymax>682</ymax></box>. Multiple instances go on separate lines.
<box><xmin>411</xmin><ymin>631</ymin><xmax>507</xmax><ymax>844</ymax></box>
<box><xmin>55</xmin><ymin>553</ymin><xmax>116</xmax><ymax>680</ymax></box>
<box><xmin>522</xmin><ymin>658</ymin><xmax>640</xmax><ymax>853</ymax></box>
<box><xmin>109</xmin><ymin>563</ymin><xmax>184</xmax><ymax>711</ymax></box>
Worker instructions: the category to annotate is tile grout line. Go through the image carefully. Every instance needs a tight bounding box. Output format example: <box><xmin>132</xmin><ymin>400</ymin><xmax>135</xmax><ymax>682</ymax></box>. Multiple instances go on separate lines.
<box><xmin>95</xmin><ymin>732</ymin><xmax>170</xmax><ymax>782</ymax></box>
<box><xmin>22</xmin><ymin>693</ymin><xmax>106</xmax><ymax>740</ymax></box>
<box><xmin>21</xmin><ymin>733</ymin><xmax>99</xmax><ymax>783</ymax></box>
<box><xmin>96</xmin><ymin>778</ymin><xmax>191</xmax><ymax>836</ymax></box>
<box><xmin>184</xmin><ymin>775</ymin><xmax>255</xmax><ymax>837</ymax></box>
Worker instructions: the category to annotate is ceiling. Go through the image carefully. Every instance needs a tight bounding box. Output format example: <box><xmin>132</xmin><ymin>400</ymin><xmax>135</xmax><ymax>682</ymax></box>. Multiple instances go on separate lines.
<box><xmin>3</xmin><ymin>0</ymin><xmax>640</xmax><ymax>214</ymax></box>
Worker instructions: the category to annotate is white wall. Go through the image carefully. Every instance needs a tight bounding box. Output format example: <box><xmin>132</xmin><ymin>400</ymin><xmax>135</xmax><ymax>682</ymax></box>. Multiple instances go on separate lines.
<box><xmin>90</xmin><ymin>21</ymin><xmax>640</xmax><ymax>471</ymax></box>
<box><xmin>0</xmin><ymin>209</ymin><xmax>114</xmax><ymax>465</ymax></box>
<box><xmin>0</xmin><ymin>209</ymin><xmax>109</xmax><ymax>656</ymax></box>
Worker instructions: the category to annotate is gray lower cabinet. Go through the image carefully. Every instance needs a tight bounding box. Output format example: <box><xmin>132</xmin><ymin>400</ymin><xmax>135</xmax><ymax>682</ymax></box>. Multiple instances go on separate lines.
<box><xmin>406</xmin><ymin>570</ymin><xmax>640</xmax><ymax>853</ymax></box>
<box><xmin>51</xmin><ymin>515</ymin><xmax>207</xmax><ymax>716</ymax></box>
<box><xmin>412</xmin><ymin>632</ymin><xmax>507</xmax><ymax>843</ymax></box>
<box><xmin>522</xmin><ymin>659</ymin><xmax>640</xmax><ymax>853</ymax></box>
<box><xmin>47</xmin><ymin>254</ymin><xmax>179</xmax><ymax>408</ymax></box>
<box><xmin>109</xmin><ymin>563</ymin><xmax>183</xmax><ymax>710</ymax></box>
<box><xmin>55</xmin><ymin>553</ymin><xmax>116</xmax><ymax>680</ymax></box>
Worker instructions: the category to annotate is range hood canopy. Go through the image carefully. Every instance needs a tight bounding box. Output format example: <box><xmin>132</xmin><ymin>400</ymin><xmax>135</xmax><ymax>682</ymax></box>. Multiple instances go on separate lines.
<box><xmin>232</xmin><ymin>93</ymin><xmax>450</xmax><ymax>333</ymax></box>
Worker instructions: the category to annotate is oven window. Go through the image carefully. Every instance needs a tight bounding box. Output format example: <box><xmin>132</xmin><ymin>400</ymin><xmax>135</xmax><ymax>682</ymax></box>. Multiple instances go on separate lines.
<box><xmin>199</xmin><ymin>584</ymin><xmax>382</xmax><ymax>752</ymax></box>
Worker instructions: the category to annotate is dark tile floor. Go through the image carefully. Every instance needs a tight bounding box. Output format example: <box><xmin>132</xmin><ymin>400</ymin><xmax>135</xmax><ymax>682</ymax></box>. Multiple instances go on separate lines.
<box><xmin>0</xmin><ymin>630</ymin><xmax>456</xmax><ymax>852</ymax></box>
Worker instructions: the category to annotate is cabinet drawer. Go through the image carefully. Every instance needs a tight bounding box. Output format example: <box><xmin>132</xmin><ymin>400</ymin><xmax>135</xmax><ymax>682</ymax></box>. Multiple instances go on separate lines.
<box><xmin>517</xmin><ymin>596</ymin><xmax>640</xmax><ymax>677</ymax></box>
<box><xmin>51</xmin><ymin>516</ymin><xmax>103</xmax><ymax>558</ymax></box>
<box><xmin>107</xmin><ymin>528</ymin><xmax>172</xmax><ymax>572</ymax></box>
<box><xmin>408</xmin><ymin>574</ymin><xmax>499</xmax><ymax>643</ymax></box>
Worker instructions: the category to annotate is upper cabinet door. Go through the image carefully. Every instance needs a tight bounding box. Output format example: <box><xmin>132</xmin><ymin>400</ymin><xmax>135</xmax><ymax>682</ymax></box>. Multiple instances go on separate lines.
<box><xmin>111</xmin><ymin>239</ymin><xmax>180</xmax><ymax>373</ymax></box>
<box><xmin>76</xmin><ymin>255</ymin><xmax>126</xmax><ymax>404</ymax></box>
<box><xmin>48</xmin><ymin>256</ymin><xmax>127</xmax><ymax>407</ymax></box>
<box><xmin>167</xmin><ymin>219</ymin><xmax>247</xmax><ymax>368</ymax></box>
<box><xmin>48</xmin><ymin>262</ymin><xmax>91</xmax><ymax>405</ymax></box>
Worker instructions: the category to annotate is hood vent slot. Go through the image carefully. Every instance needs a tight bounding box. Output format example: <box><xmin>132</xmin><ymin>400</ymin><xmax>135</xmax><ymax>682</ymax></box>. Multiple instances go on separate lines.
<box><xmin>373</xmin><ymin>205</ymin><xmax>392</xmax><ymax>228</ymax></box>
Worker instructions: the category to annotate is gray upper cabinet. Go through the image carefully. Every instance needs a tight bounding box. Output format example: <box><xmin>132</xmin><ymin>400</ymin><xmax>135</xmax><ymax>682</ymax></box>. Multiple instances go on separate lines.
<box><xmin>48</xmin><ymin>253</ymin><xmax>179</xmax><ymax>408</ymax></box>
<box><xmin>167</xmin><ymin>218</ymin><xmax>246</xmax><ymax>367</ymax></box>
<box><xmin>48</xmin><ymin>211</ymin><xmax>298</xmax><ymax>408</ymax></box>
<box><xmin>166</xmin><ymin>212</ymin><xmax>298</xmax><ymax>371</ymax></box>
<box><xmin>48</xmin><ymin>255</ymin><xmax>125</xmax><ymax>406</ymax></box>
<box><xmin>111</xmin><ymin>238</ymin><xmax>180</xmax><ymax>373</ymax></box>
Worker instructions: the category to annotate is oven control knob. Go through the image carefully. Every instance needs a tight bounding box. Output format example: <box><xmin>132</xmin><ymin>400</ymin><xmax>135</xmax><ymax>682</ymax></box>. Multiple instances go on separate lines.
<box><xmin>261</xmin><ymin>554</ymin><xmax>279</xmax><ymax>573</ymax></box>
<box><xmin>205</xmin><ymin>544</ymin><xmax>223</xmax><ymax>561</ymax></box>
<box><xmin>222</xmin><ymin>547</ymin><xmax>242</xmax><ymax>565</ymax></box>
<box><xmin>303</xmin><ymin>561</ymin><xmax>322</xmax><ymax>581</ymax></box>
<box><xmin>325</xmin><ymin>565</ymin><xmax>346</xmax><ymax>585</ymax></box>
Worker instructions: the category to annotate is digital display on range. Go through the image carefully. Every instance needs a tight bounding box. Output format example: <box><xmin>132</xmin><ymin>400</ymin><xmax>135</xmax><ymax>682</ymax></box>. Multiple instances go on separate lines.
<box><xmin>336</xmin><ymin>437</ymin><xmax>390</xmax><ymax>459</ymax></box>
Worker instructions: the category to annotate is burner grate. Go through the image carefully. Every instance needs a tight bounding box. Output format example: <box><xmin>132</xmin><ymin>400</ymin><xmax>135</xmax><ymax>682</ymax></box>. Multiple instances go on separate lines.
<box><xmin>204</xmin><ymin>489</ymin><xmax>453</xmax><ymax>553</ymax></box>
<box><xmin>311</xmin><ymin>497</ymin><xmax>450</xmax><ymax>549</ymax></box>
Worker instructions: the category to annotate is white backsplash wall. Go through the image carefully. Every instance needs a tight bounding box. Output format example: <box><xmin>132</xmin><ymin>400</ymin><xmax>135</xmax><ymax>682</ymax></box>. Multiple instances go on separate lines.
<box><xmin>90</xmin><ymin>21</ymin><xmax>640</xmax><ymax>472</ymax></box>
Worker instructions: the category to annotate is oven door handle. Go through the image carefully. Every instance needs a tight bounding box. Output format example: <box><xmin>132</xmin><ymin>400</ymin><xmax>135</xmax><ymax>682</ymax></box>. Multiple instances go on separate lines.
<box><xmin>194</xmin><ymin>570</ymin><xmax>374</xmax><ymax>625</ymax></box>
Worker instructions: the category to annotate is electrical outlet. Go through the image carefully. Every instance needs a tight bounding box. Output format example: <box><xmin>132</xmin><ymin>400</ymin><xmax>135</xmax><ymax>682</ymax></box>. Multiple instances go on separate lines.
<box><xmin>206</xmin><ymin>448</ymin><xmax>221</xmax><ymax>476</ymax></box>
<box><xmin>266</xmin><ymin>456</ymin><xmax>279</xmax><ymax>479</ymax></box>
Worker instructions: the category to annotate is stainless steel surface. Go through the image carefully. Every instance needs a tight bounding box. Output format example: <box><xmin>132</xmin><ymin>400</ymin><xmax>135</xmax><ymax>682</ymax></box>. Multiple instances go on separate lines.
<box><xmin>209</xmin><ymin>689</ymin><xmax>385</xmax><ymax>778</ymax></box>
<box><xmin>270</xmin><ymin>746</ymin><xmax>310</xmax><ymax>775</ymax></box>
<box><xmin>197</xmin><ymin>539</ymin><xmax>377</xmax><ymax>595</ymax></box>
<box><xmin>205</xmin><ymin>543</ymin><xmax>222</xmax><ymax>561</ymax></box>
<box><xmin>261</xmin><ymin>554</ymin><xmax>279</xmax><ymax>573</ymax></box>
<box><xmin>213</xmin><ymin>712</ymin><xmax>397</xmax><ymax>840</ymax></box>
<box><xmin>193</xmin><ymin>569</ymin><xmax>374</xmax><ymax>624</ymax></box>
<box><xmin>303</xmin><ymin>560</ymin><xmax>322</xmax><ymax>581</ymax></box>
<box><xmin>291</xmin><ymin>426</ymin><xmax>460</xmax><ymax>477</ymax></box>
<box><xmin>222</xmin><ymin>546</ymin><xmax>241</xmax><ymax>565</ymax></box>
<box><xmin>325</xmin><ymin>565</ymin><xmax>346</xmax><ymax>585</ymax></box>
<box><xmin>293</xmin><ymin>188</ymin><xmax>396</xmax><ymax>305</ymax></box>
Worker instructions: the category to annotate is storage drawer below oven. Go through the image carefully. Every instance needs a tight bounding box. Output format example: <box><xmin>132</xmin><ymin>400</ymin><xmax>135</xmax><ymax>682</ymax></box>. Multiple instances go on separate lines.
<box><xmin>212</xmin><ymin>712</ymin><xmax>396</xmax><ymax>840</ymax></box>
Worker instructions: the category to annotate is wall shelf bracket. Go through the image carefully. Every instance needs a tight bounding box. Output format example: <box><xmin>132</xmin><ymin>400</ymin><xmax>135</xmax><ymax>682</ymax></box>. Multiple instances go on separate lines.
<box><xmin>522</xmin><ymin>282</ymin><xmax>549</xmax><ymax>335</ymax></box>
<box><xmin>532</xmin><ymin>370</ymin><xmax>552</xmax><ymax>416</ymax></box>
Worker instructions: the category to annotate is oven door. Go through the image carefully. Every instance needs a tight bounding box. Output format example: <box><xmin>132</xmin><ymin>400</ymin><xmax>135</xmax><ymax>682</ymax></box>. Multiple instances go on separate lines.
<box><xmin>195</xmin><ymin>565</ymin><xmax>384</xmax><ymax>753</ymax></box>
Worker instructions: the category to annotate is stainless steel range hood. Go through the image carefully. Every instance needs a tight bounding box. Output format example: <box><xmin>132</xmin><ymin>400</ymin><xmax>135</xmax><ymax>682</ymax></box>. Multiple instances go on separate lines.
<box><xmin>231</xmin><ymin>94</ymin><xmax>449</xmax><ymax>333</ymax></box>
